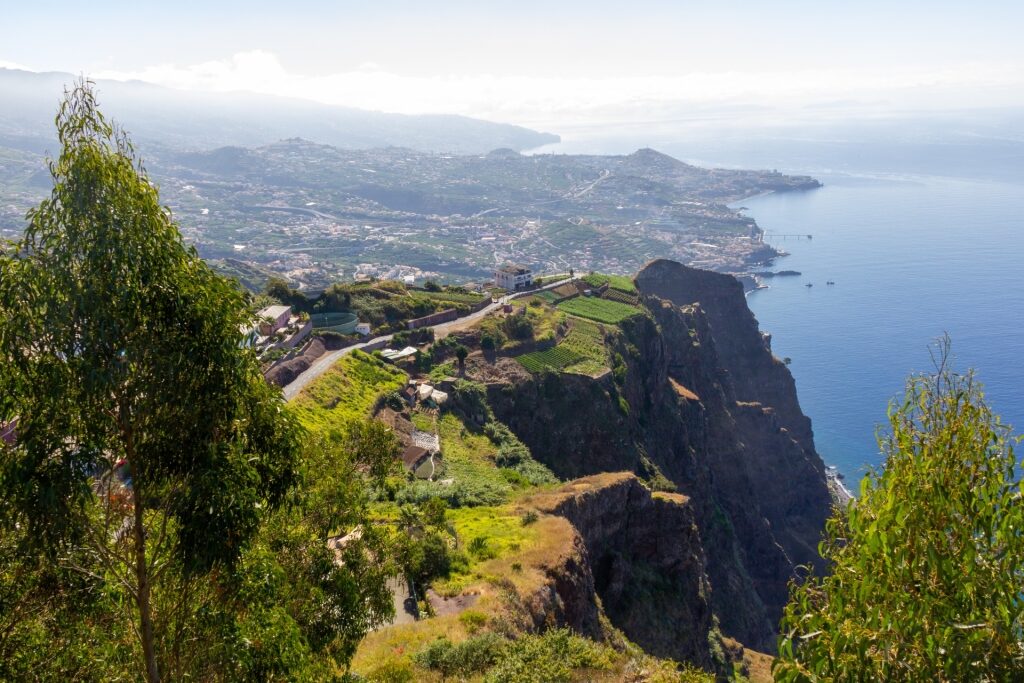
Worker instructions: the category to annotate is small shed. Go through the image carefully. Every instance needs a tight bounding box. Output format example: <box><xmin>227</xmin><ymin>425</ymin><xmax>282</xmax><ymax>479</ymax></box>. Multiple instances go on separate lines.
<box><xmin>401</xmin><ymin>446</ymin><xmax>433</xmax><ymax>479</ymax></box>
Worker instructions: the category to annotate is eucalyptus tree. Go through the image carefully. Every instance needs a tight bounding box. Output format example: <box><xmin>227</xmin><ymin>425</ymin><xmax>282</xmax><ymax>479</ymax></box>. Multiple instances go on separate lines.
<box><xmin>0</xmin><ymin>82</ymin><xmax>301</xmax><ymax>682</ymax></box>
<box><xmin>775</xmin><ymin>340</ymin><xmax>1024</xmax><ymax>682</ymax></box>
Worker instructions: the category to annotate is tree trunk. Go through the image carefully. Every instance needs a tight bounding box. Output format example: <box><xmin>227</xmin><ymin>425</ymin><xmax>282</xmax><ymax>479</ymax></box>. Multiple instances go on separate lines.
<box><xmin>132</xmin><ymin>486</ymin><xmax>161</xmax><ymax>683</ymax></box>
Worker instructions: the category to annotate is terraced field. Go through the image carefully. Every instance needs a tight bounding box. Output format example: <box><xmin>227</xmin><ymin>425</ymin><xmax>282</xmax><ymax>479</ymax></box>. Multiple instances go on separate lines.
<box><xmin>516</xmin><ymin>346</ymin><xmax>584</xmax><ymax>373</ymax></box>
<box><xmin>602</xmin><ymin>288</ymin><xmax>640</xmax><ymax>306</ymax></box>
<box><xmin>582</xmin><ymin>272</ymin><xmax>637</xmax><ymax>293</ymax></box>
<box><xmin>557</xmin><ymin>296</ymin><xmax>640</xmax><ymax>324</ymax></box>
<box><xmin>515</xmin><ymin>319</ymin><xmax>609</xmax><ymax>376</ymax></box>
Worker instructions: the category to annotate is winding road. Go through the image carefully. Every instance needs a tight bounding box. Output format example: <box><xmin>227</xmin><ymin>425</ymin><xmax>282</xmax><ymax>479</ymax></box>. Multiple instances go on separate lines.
<box><xmin>281</xmin><ymin>276</ymin><xmax>576</xmax><ymax>401</ymax></box>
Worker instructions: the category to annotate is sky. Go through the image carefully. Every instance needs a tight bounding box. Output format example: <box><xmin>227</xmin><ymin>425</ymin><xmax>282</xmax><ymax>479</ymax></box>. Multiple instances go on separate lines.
<box><xmin>3</xmin><ymin>1</ymin><xmax>1024</xmax><ymax>127</ymax></box>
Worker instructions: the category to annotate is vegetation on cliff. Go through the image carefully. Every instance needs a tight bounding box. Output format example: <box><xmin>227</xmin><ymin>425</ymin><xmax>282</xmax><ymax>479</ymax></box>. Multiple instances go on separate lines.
<box><xmin>0</xmin><ymin>83</ymin><xmax>393</xmax><ymax>681</ymax></box>
<box><xmin>776</xmin><ymin>342</ymin><xmax>1024</xmax><ymax>682</ymax></box>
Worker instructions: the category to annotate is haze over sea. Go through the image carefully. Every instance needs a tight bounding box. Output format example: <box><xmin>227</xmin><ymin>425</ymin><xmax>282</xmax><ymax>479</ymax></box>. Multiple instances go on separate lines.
<box><xmin>535</xmin><ymin>118</ymin><xmax>1024</xmax><ymax>481</ymax></box>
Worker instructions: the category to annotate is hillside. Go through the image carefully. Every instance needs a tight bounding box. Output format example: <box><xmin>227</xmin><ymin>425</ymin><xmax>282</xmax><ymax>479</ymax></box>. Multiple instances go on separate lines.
<box><xmin>0</xmin><ymin>68</ymin><xmax>559</xmax><ymax>155</ymax></box>
<box><xmin>287</xmin><ymin>260</ymin><xmax>830</xmax><ymax>680</ymax></box>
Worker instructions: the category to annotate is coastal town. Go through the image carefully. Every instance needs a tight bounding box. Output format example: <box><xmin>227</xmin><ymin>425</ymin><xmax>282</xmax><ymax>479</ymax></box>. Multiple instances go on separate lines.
<box><xmin>0</xmin><ymin>140</ymin><xmax>819</xmax><ymax>295</ymax></box>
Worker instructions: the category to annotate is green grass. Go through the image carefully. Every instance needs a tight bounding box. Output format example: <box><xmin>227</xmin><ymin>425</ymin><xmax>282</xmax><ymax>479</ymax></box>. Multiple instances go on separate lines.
<box><xmin>557</xmin><ymin>297</ymin><xmax>640</xmax><ymax>325</ymax></box>
<box><xmin>531</xmin><ymin>290</ymin><xmax>559</xmax><ymax>304</ymax></box>
<box><xmin>435</xmin><ymin>506</ymin><xmax>539</xmax><ymax>595</ymax></box>
<box><xmin>582</xmin><ymin>272</ymin><xmax>637</xmax><ymax>293</ymax></box>
<box><xmin>411</xmin><ymin>410</ymin><xmax>435</xmax><ymax>432</ymax></box>
<box><xmin>290</xmin><ymin>350</ymin><xmax>406</xmax><ymax>438</ymax></box>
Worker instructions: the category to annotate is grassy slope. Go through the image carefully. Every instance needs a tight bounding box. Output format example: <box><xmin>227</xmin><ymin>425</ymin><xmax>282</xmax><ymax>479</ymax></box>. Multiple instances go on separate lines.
<box><xmin>289</xmin><ymin>350</ymin><xmax>406</xmax><ymax>437</ymax></box>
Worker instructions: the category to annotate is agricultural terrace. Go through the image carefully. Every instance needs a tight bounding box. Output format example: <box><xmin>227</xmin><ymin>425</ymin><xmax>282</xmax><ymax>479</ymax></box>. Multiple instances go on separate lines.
<box><xmin>582</xmin><ymin>272</ymin><xmax>637</xmax><ymax>293</ymax></box>
<box><xmin>289</xmin><ymin>350</ymin><xmax>406</xmax><ymax>438</ymax></box>
<box><xmin>557</xmin><ymin>296</ymin><xmax>641</xmax><ymax>325</ymax></box>
<box><xmin>516</xmin><ymin>319</ymin><xmax>608</xmax><ymax>376</ymax></box>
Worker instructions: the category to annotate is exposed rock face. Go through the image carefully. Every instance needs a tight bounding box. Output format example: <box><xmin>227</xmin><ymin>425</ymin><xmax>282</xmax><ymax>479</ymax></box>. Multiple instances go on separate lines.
<box><xmin>515</xmin><ymin>518</ymin><xmax>604</xmax><ymax>640</ymax></box>
<box><xmin>526</xmin><ymin>535</ymin><xmax>604</xmax><ymax>639</ymax></box>
<box><xmin>534</xmin><ymin>473</ymin><xmax>714</xmax><ymax>668</ymax></box>
<box><xmin>481</xmin><ymin>260</ymin><xmax>832</xmax><ymax>652</ymax></box>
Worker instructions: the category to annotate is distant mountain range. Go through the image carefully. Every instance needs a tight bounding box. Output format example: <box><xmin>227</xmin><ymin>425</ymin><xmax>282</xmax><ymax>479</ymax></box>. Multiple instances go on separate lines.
<box><xmin>0</xmin><ymin>68</ymin><xmax>559</xmax><ymax>154</ymax></box>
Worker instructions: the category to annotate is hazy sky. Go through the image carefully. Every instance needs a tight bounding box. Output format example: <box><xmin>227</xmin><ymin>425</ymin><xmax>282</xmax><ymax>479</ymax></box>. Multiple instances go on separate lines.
<box><xmin>3</xmin><ymin>1</ymin><xmax>1023</xmax><ymax>126</ymax></box>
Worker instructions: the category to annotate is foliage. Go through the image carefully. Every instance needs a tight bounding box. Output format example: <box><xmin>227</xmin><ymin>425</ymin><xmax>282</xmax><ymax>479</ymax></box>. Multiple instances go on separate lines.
<box><xmin>265</xmin><ymin>276</ymin><xmax>311</xmax><ymax>311</ymax></box>
<box><xmin>482</xmin><ymin>628</ymin><xmax>615</xmax><ymax>682</ymax></box>
<box><xmin>776</xmin><ymin>341</ymin><xmax>1024</xmax><ymax>682</ymax></box>
<box><xmin>290</xmin><ymin>351</ymin><xmax>406</xmax><ymax>439</ymax></box>
<box><xmin>414</xmin><ymin>632</ymin><xmax>505</xmax><ymax>678</ymax></box>
<box><xmin>557</xmin><ymin>297</ymin><xmax>640</xmax><ymax>324</ymax></box>
<box><xmin>0</xmin><ymin>82</ymin><xmax>397</xmax><ymax>682</ymax></box>
<box><xmin>502</xmin><ymin>313</ymin><xmax>536</xmax><ymax>341</ymax></box>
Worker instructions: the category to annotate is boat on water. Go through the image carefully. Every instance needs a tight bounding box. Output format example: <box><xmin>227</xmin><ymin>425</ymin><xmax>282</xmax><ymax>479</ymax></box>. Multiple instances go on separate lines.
<box><xmin>805</xmin><ymin>283</ymin><xmax>813</xmax><ymax>288</ymax></box>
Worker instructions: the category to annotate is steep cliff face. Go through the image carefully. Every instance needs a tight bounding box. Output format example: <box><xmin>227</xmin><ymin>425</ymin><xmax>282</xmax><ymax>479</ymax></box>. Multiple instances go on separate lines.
<box><xmin>518</xmin><ymin>525</ymin><xmax>604</xmax><ymax>640</ymax></box>
<box><xmin>533</xmin><ymin>473</ymin><xmax>714</xmax><ymax>668</ymax></box>
<box><xmin>481</xmin><ymin>261</ymin><xmax>832</xmax><ymax>652</ymax></box>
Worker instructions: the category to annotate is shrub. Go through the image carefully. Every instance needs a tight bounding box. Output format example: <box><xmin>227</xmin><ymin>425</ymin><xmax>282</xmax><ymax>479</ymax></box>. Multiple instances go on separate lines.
<box><xmin>482</xmin><ymin>629</ymin><xmax>614</xmax><ymax>683</ymax></box>
<box><xmin>459</xmin><ymin>610</ymin><xmax>488</xmax><ymax>634</ymax></box>
<box><xmin>776</xmin><ymin>341</ymin><xmax>1024</xmax><ymax>682</ymax></box>
<box><xmin>468</xmin><ymin>536</ymin><xmax>496</xmax><ymax>560</ymax></box>
<box><xmin>366</xmin><ymin>660</ymin><xmax>415</xmax><ymax>683</ymax></box>
<box><xmin>502</xmin><ymin>314</ymin><xmax>535</xmax><ymax>341</ymax></box>
<box><xmin>414</xmin><ymin>633</ymin><xmax>506</xmax><ymax>678</ymax></box>
<box><xmin>520</xmin><ymin>511</ymin><xmax>539</xmax><ymax>526</ymax></box>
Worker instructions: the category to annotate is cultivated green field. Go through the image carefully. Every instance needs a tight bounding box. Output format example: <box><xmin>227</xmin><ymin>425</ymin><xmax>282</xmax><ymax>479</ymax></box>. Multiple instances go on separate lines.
<box><xmin>557</xmin><ymin>296</ymin><xmax>640</xmax><ymax>324</ymax></box>
<box><xmin>515</xmin><ymin>318</ymin><xmax>609</xmax><ymax>376</ymax></box>
<box><xmin>582</xmin><ymin>272</ymin><xmax>637</xmax><ymax>293</ymax></box>
<box><xmin>516</xmin><ymin>346</ymin><xmax>584</xmax><ymax>373</ymax></box>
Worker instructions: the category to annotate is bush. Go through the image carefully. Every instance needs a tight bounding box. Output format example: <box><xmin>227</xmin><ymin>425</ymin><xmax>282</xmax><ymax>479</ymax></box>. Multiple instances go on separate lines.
<box><xmin>414</xmin><ymin>633</ymin><xmax>506</xmax><ymax>679</ymax></box>
<box><xmin>502</xmin><ymin>314</ymin><xmax>535</xmax><ymax>341</ymax></box>
<box><xmin>483</xmin><ymin>629</ymin><xmax>614</xmax><ymax>683</ymax></box>
<box><xmin>520</xmin><ymin>511</ymin><xmax>539</xmax><ymax>526</ymax></box>
<box><xmin>776</xmin><ymin>341</ymin><xmax>1024</xmax><ymax>682</ymax></box>
<box><xmin>366</xmin><ymin>660</ymin><xmax>415</xmax><ymax>683</ymax></box>
<box><xmin>468</xmin><ymin>536</ymin><xmax>497</xmax><ymax>560</ymax></box>
<box><xmin>399</xmin><ymin>531</ymin><xmax>452</xmax><ymax>587</ymax></box>
<box><xmin>458</xmin><ymin>610</ymin><xmax>488</xmax><ymax>634</ymax></box>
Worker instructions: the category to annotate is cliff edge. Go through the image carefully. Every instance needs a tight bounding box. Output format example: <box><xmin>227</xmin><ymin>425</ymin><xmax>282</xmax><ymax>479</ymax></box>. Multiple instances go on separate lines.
<box><xmin>480</xmin><ymin>260</ymin><xmax>832</xmax><ymax>651</ymax></box>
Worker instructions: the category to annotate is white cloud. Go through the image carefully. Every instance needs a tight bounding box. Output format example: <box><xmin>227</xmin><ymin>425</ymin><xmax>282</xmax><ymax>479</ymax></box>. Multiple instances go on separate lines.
<box><xmin>90</xmin><ymin>50</ymin><xmax>1024</xmax><ymax>127</ymax></box>
<box><xmin>0</xmin><ymin>59</ymin><xmax>33</xmax><ymax>71</ymax></box>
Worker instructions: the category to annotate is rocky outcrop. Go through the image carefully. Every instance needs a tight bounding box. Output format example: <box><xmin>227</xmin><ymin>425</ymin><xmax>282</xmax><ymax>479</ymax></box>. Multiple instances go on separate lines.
<box><xmin>480</xmin><ymin>260</ymin><xmax>832</xmax><ymax>652</ymax></box>
<box><xmin>533</xmin><ymin>473</ymin><xmax>714</xmax><ymax>668</ymax></box>
<box><xmin>513</xmin><ymin>518</ymin><xmax>604</xmax><ymax>640</ymax></box>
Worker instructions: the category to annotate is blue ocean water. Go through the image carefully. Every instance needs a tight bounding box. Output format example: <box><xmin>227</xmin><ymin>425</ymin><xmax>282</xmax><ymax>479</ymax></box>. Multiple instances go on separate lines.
<box><xmin>739</xmin><ymin>175</ymin><xmax>1024</xmax><ymax>480</ymax></box>
<box><xmin>534</xmin><ymin>121</ymin><xmax>1024</xmax><ymax>480</ymax></box>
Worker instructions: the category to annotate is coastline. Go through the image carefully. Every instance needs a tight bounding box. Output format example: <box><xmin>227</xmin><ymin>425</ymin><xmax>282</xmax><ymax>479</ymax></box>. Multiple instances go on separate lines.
<box><xmin>826</xmin><ymin>467</ymin><xmax>854</xmax><ymax>505</ymax></box>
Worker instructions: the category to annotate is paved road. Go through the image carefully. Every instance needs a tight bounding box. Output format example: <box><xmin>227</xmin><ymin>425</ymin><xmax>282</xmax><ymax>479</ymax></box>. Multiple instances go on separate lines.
<box><xmin>280</xmin><ymin>277</ymin><xmax>576</xmax><ymax>401</ymax></box>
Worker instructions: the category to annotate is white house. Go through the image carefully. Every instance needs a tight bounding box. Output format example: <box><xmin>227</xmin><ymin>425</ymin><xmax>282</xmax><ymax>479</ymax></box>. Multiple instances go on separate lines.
<box><xmin>494</xmin><ymin>264</ymin><xmax>533</xmax><ymax>290</ymax></box>
<box><xmin>257</xmin><ymin>305</ymin><xmax>292</xmax><ymax>335</ymax></box>
<box><xmin>355</xmin><ymin>322</ymin><xmax>372</xmax><ymax>336</ymax></box>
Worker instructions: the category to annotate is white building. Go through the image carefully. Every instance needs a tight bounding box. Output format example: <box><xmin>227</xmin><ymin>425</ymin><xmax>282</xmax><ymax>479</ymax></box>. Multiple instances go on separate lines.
<box><xmin>355</xmin><ymin>322</ymin><xmax>372</xmax><ymax>336</ymax></box>
<box><xmin>494</xmin><ymin>264</ymin><xmax>533</xmax><ymax>290</ymax></box>
<box><xmin>257</xmin><ymin>305</ymin><xmax>292</xmax><ymax>336</ymax></box>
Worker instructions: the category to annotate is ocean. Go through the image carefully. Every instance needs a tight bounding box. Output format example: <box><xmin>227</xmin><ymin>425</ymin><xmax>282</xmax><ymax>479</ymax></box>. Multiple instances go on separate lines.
<box><xmin>534</xmin><ymin>120</ymin><xmax>1024</xmax><ymax>481</ymax></box>
<box><xmin>739</xmin><ymin>174</ymin><xmax>1024</xmax><ymax>481</ymax></box>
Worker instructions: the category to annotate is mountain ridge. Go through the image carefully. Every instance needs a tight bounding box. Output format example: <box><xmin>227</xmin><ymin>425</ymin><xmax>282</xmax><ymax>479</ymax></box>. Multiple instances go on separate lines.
<box><xmin>0</xmin><ymin>67</ymin><xmax>560</xmax><ymax>154</ymax></box>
